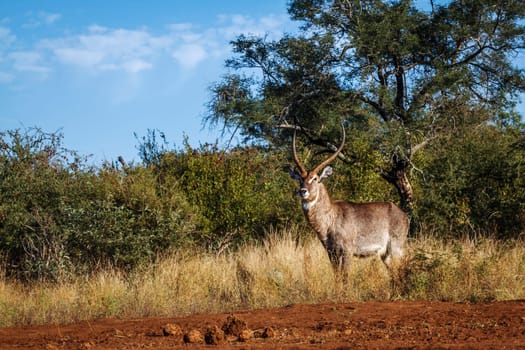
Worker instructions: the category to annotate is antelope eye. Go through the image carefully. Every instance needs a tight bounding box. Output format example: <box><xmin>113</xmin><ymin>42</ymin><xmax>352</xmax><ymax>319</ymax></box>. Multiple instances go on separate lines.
<box><xmin>308</xmin><ymin>176</ymin><xmax>318</xmax><ymax>184</ymax></box>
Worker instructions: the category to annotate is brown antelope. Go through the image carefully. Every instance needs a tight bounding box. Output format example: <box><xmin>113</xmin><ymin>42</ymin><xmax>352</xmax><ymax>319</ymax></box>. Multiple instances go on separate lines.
<box><xmin>287</xmin><ymin>125</ymin><xmax>409</xmax><ymax>272</ymax></box>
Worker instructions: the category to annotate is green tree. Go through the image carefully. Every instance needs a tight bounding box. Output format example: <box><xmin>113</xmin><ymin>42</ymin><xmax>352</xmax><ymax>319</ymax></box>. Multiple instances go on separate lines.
<box><xmin>206</xmin><ymin>0</ymin><xmax>525</xmax><ymax>216</ymax></box>
<box><xmin>415</xmin><ymin>107</ymin><xmax>525</xmax><ymax>236</ymax></box>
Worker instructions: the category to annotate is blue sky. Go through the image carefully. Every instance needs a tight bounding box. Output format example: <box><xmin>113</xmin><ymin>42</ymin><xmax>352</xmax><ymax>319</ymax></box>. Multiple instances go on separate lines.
<box><xmin>1</xmin><ymin>1</ymin><xmax>523</xmax><ymax>165</ymax></box>
<box><xmin>0</xmin><ymin>1</ymin><xmax>294</xmax><ymax>164</ymax></box>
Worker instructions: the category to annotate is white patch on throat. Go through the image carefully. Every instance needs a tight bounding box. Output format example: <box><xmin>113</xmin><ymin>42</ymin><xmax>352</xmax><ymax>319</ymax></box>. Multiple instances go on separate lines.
<box><xmin>302</xmin><ymin>196</ymin><xmax>318</xmax><ymax>211</ymax></box>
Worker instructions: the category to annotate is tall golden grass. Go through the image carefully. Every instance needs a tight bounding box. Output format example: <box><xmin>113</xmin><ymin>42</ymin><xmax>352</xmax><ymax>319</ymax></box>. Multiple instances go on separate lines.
<box><xmin>1</xmin><ymin>228</ymin><xmax>524</xmax><ymax>327</ymax></box>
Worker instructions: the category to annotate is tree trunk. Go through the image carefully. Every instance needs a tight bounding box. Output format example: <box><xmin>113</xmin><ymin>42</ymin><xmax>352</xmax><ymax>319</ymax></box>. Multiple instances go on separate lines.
<box><xmin>381</xmin><ymin>156</ymin><xmax>414</xmax><ymax>216</ymax></box>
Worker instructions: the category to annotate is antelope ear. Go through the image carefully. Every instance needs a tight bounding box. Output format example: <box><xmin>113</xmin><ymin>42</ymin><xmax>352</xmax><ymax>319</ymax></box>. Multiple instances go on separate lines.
<box><xmin>286</xmin><ymin>166</ymin><xmax>302</xmax><ymax>181</ymax></box>
<box><xmin>319</xmin><ymin>166</ymin><xmax>333</xmax><ymax>180</ymax></box>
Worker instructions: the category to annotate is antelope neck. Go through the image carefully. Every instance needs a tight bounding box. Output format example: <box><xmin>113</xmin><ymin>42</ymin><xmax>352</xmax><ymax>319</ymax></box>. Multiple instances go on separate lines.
<box><xmin>302</xmin><ymin>195</ymin><xmax>318</xmax><ymax>211</ymax></box>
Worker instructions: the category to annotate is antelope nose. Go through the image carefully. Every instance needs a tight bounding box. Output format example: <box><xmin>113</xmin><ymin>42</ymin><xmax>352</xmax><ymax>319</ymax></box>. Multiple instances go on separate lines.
<box><xmin>298</xmin><ymin>188</ymin><xmax>308</xmax><ymax>197</ymax></box>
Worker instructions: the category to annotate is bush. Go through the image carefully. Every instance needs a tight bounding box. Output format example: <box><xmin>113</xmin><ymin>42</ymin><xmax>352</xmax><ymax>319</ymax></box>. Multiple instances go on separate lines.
<box><xmin>0</xmin><ymin>128</ymin><xmax>305</xmax><ymax>280</ymax></box>
<box><xmin>0</xmin><ymin>128</ymin><xmax>195</xmax><ymax>280</ymax></box>
<box><xmin>149</xmin><ymin>140</ymin><xmax>302</xmax><ymax>250</ymax></box>
<box><xmin>414</xmin><ymin>124</ymin><xmax>525</xmax><ymax>237</ymax></box>
<box><xmin>64</xmin><ymin>165</ymin><xmax>196</xmax><ymax>271</ymax></box>
<box><xmin>0</xmin><ymin>128</ymin><xmax>84</xmax><ymax>280</ymax></box>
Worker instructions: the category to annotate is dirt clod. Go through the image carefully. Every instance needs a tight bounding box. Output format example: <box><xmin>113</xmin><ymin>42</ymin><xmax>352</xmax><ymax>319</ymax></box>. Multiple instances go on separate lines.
<box><xmin>262</xmin><ymin>326</ymin><xmax>275</xmax><ymax>338</ymax></box>
<box><xmin>238</xmin><ymin>329</ymin><xmax>253</xmax><ymax>342</ymax></box>
<box><xmin>183</xmin><ymin>329</ymin><xmax>203</xmax><ymax>344</ymax></box>
<box><xmin>78</xmin><ymin>342</ymin><xmax>94</xmax><ymax>350</ymax></box>
<box><xmin>204</xmin><ymin>325</ymin><xmax>226</xmax><ymax>345</ymax></box>
<box><xmin>221</xmin><ymin>314</ymin><xmax>249</xmax><ymax>337</ymax></box>
<box><xmin>161</xmin><ymin>323</ymin><xmax>182</xmax><ymax>337</ymax></box>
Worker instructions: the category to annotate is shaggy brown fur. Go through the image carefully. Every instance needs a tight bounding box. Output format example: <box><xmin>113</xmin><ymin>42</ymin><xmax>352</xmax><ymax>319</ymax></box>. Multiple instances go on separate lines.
<box><xmin>288</xmin><ymin>126</ymin><xmax>409</xmax><ymax>270</ymax></box>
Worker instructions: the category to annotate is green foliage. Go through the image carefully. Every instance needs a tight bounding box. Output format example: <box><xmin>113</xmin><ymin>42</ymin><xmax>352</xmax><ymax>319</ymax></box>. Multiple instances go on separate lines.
<box><xmin>148</xmin><ymin>140</ymin><xmax>302</xmax><ymax>249</ymax></box>
<box><xmin>330</xmin><ymin>133</ymin><xmax>396</xmax><ymax>203</ymax></box>
<box><xmin>0</xmin><ymin>128</ymin><xmax>195</xmax><ymax>281</ymax></box>
<box><xmin>0</xmin><ymin>128</ymin><xmax>85</xmax><ymax>280</ymax></box>
<box><xmin>0</xmin><ymin>128</ymin><xmax>307</xmax><ymax>280</ymax></box>
<box><xmin>414</xmin><ymin>121</ymin><xmax>525</xmax><ymax>237</ymax></box>
<box><xmin>1</xmin><ymin>123</ymin><xmax>524</xmax><ymax>283</ymax></box>
<box><xmin>206</xmin><ymin>0</ymin><xmax>525</xmax><ymax>216</ymax></box>
<box><xmin>64</xmin><ymin>165</ymin><xmax>195</xmax><ymax>271</ymax></box>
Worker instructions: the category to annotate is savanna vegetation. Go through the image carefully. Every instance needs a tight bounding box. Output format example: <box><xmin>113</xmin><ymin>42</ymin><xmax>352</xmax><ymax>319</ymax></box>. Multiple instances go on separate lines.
<box><xmin>1</xmin><ymin>0</ymin><xmax>524</xmax><ymax>327</ymax></box>
<box><xmin>1</xmin><ymin>232</ymin><xmax>524</xmax><ymax>326</ymax></box>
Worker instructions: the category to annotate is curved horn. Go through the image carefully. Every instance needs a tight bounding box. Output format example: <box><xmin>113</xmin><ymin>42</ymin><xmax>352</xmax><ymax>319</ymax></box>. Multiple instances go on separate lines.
<box><xmin>292</xmin><ymin>128</ymin><xmax>307</xmax><ymax>177</ymax></box>
<box><xmin>311</xmin><ymin>124</ymin><xmax>346</xmax><ymax>175</ymax></box>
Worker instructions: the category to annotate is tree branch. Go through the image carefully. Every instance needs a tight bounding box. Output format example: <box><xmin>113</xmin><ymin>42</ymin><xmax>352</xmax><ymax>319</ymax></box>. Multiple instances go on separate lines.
<box><xmin>275</xmin><ymin>122</ymin><xmax>350</xmax><ymax>163</ymax></box>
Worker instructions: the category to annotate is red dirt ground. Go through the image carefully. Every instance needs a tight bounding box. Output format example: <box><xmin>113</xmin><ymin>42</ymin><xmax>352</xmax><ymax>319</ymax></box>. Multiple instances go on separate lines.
<box><xmin>1</xmin><ymin>301</ymin><xmax>524</xmax><ymax>349</ymax></box>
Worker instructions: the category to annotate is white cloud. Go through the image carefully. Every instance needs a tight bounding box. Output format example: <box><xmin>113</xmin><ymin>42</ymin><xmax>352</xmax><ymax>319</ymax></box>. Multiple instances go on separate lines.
<box><xmin>23</xmin><ymin>11</ymin><xmax>61</xmax><ymax>28</ymax></box>
<box><xmin>42</xmin><ymin>12</ymin><xmax>61</xmax><ymax>25</ymax></box>
<box><xmin>87</xmin><ymin>24</ymin><xmax>107</xmax><ymax>33</ymax></box>
<box><xmin>53</xmin><ymin>47</ymin><xmax>104</xmax><ymax>67</ymax></box>
<box><xmin>0</xmin><ymin>13</ymin><xmax>291</xmax><ymax>79</ymax></box>
<box><xmin>122</xmin><ymin>59</ymin><xmax>152</xmax><ymax>73</ymax></box>
<box><xmin>167</xmin><ymin>23</ymin><xmax>194</xmax><ymax>32</ymax></box>
<box><xmin>172</xmin><ymin>44</ymin><xmax>207</xmax><ymax>69</ymax></box>
<box><xmin>166</xmin><ymin>14</ymin><xmax>288</xmax><ymax>70</ymax></box>
<box><xmin>0</xmin><ymin>26</ymin><xmax>15</xmax><ymax>47</ymax></box>
<box><xmin>42</xmin><ymin>27</ymin><xmax>171</xmax><ymax>73</ymax></box>
<box><xmin>216</xmin><ymin>14</ymin><xmax>288</xmax><ymax>38</ymax></box>
<box><xmin>259</xmin><ymin>15</ymin><xmax>288</xmax><ymax>31</ymax></box>
<box><xmin>10</xmin><ymin>51</ymin><xmax>49</xmax><ymax>73</ymax></box>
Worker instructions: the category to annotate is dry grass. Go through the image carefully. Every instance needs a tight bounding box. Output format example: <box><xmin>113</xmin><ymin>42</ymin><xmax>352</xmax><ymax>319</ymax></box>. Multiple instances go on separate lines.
<box><xmin>1</xmin><ymin>229</ymin><xmax>524</xmax><ymax>327</ymax></box>
<box><xmin>394</xmin><ymin>235</ymin><xmax>525</xmax><ymax>302</ymax></box>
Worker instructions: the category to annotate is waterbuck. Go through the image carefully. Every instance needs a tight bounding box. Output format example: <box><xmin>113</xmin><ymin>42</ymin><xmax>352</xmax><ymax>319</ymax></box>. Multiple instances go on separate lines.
<box><xmin>287</xmin><ymin>126</ymin><xmax>409</xmax><ymax>271</ymax></box>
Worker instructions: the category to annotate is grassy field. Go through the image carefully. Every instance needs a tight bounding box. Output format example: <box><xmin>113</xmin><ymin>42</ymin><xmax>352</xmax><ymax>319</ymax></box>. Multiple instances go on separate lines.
<box><xmin>1</xmin><ymin>229</ymin><xmax>524</xmax><ymax>327</ymax></box>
